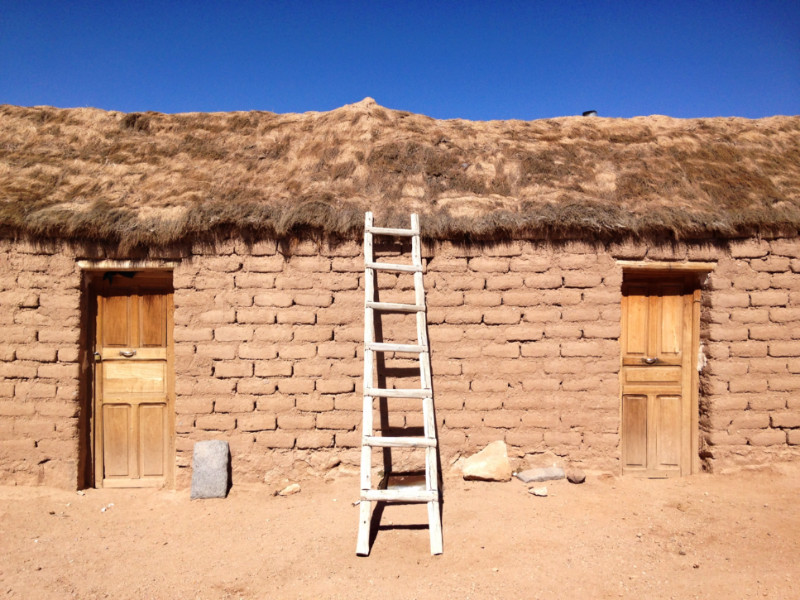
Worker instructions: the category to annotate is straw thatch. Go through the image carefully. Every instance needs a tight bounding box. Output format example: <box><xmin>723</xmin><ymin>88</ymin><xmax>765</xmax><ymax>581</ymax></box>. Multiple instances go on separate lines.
<box><xmin>1</xmin><ymin>98</ymin><xmax>799</xmax><ymax>249</ymax></box>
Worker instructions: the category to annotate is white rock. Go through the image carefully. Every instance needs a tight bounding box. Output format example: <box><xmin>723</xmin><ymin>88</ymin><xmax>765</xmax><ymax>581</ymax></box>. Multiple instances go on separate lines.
<box><xmin>461</xmin><ymin>441</ymin><xmax>512</xmax><ymax>482</ymax></box>
<box><xmin>276</xmin><ymin>483</ymin><xmax>301</xmax><ymax>496</ymax></box>
<box><xmin>529</xmin><ymin>486</ymin><xmax>548</xmax><ymax>497</ymax></box>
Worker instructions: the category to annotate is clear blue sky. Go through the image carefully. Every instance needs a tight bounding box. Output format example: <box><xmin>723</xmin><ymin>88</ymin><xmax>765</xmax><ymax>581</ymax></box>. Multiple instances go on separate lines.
<box><xmin>1</xmin><ymin>1</ymin><xmax>798</xmax><ymax>120</ymax></box>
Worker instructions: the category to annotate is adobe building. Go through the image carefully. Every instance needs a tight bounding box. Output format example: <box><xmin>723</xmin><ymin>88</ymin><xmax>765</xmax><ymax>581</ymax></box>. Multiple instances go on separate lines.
<box><xmin>1</xmin><ymin>99</ymin><xmax>799</xmax><ymax>489</ymax></box>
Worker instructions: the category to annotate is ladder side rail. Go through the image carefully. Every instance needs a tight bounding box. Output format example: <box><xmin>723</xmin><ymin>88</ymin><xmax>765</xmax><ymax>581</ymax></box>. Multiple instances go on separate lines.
<box><xmin>357</xmin><ymin>212</ymin><xmax>377</xmax><ymax>556</ymax></box>
<box><xmin>412</xmin><ymin>214</ymin><xmax>443</xmax><ymax>555</ymax></box>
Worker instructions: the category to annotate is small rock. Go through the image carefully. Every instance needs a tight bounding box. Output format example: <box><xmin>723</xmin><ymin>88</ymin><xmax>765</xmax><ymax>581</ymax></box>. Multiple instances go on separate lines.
<box><xmin>566</xmin><ymin>468</ymin><xmax>586</xmax><ymax>484</ymax></box>
<box><xmin>516</xmin><ymin>466</ymin><xmax>565</xmax><ymax>483</ymax></box>
<box><xmin>529</xmin><ymin>486</ymin><xmax>548</xmax><ymax>497</ymax></box>
<box><xmin>276</xmin><ymin>483</ymin><xmax>301</xmax><ymax>496</ymax></box>
<box><xmin>461</xmin><ymin>441</ymin><xmax>512</xmax><ymax>482</ymax></box>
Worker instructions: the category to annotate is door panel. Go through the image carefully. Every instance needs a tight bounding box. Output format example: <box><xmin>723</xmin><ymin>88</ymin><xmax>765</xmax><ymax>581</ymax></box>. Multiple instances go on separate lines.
<box><xmin>102</xmin><ymin>404</ymin><xmax>131</xmax><ymax>477</ymax></box>
<box><xmin>139</xmin><ymin>404</ymin><xmax>166</xmax><ymax>477</ymax></box>
<box><xmin>622</xmin><ymin>394</ymin><xmax>647</xmax><ymax>468</ymax></box>
<box><xmin>93</xmin><ymin>272</ymin><xmax>174</xmax><ymax>488</ymax></box>
<box><xmin>621</xmin><ymin>276</ymin><xmax>696</xmax><ymax>476</ymax></box>
<box><xmin>655</xmin><ymin>394</ymin><xmax>681</xmax><ymax>469</ymax></box>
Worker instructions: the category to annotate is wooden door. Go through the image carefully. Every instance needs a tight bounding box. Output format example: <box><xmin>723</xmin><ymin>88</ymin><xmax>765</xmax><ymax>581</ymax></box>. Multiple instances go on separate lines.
<box><xmin>93</xmin><ymin>272</ymin><xmax>174</xmax><ymax>487</ymax></box>
<box><xmin>620</xmin><ymin>275</ymin><xmax>698</xmax><ymax>477</ymax></box>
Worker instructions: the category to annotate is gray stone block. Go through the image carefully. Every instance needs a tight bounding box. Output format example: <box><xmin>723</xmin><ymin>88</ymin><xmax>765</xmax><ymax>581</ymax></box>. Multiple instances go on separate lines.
<box><xmin>191</xmin><ymin>440</ymin><xmax>230</xmax><ymax>499</ymax></box>
<box><xmin>515</xmin><ymin>466</ymin><xmax>565</xmax><ymax>483</ymax></box>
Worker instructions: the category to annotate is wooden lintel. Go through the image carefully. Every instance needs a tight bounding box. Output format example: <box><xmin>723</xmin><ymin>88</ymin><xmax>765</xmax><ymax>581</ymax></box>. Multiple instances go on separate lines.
<box><xmin>78</xmin><ymin>260</ymin><xmax>179</xmax><ymax>271</ymax></box>
<box><xmin>617</xmin><ymin>261</ymin><xmax>716</xmax><ymax>272</ymax></box>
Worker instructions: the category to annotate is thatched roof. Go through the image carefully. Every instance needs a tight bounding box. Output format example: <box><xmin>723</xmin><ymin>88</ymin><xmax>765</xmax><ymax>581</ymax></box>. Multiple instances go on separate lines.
<box><xmin>1</xmin><ymin>98</ymin><xmax>799</xmax><ymax>249</ymax></box>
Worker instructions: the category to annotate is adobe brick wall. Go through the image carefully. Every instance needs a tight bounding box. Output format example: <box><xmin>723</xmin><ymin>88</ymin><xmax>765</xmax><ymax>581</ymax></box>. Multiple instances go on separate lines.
<box><xmin>0</xmin><ymin>240</ymin><xmax>82</xmax><ymax>487</ymax></box>
<box><xmin>171</xmin><ymin>238</ymin><xmax>623</xmax><ymax>486</ymax></box>
<box><xmin>700</xmin><ymin>238</ymin><xmax>800</xmax><ymax>469</ymax></box>
<box><xmin>2</xmin><ymin>235</ymin><xmax>800</xmax><ymax>489</ymax></box>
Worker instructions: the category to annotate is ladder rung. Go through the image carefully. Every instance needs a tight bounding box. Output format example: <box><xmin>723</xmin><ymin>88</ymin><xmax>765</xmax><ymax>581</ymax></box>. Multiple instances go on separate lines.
<box><xmin>365</xmin><ymin>388</ymin><xmax>432</xmax><ymax>399</ymax></box>
<box><xmin>363</xmin><ymin>435</ymin><xmax>436</xmax><ymax>448</ymax></box>
<box><xmin>362</xmin><ymin>489</ymin><xmax>437</xmax><ymax>503</ymax></box>
<box><xmin>365</xmin><ymin>261</ymin><xmax>421</xmax><ymax>273</ymax></box>
<box><xmin>366</xmin><ymin>342</ymin><xmax>426</xmax><ymax>353</ymax></box>
<box><xmin>366</xmin><ymin>301</ymin><xmax>425</xmax><ymax>313</ymax></box>
<box><xmin>366</xmin><ymin>226</ymin><xmax>418</xmax><ymax>237</ymax></box>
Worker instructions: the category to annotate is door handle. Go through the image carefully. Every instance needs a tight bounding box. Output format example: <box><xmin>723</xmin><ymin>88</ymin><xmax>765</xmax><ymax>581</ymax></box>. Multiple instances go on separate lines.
<box><xmin>642</xmin><ymin>357</ymin><xmax>658</xmax><ymax>365</ymax></box>
<box><xmin>120</xmin><ymin>350</ymin><xmax>137</xmax><ymax>358</ymax></box>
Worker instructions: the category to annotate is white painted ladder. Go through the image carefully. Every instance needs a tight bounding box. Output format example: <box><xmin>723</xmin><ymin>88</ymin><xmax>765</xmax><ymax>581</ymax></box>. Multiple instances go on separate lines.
<box><xmin>357</xmin><ymin>212</ymin><xmax>443</xmax><ymax>556</ymax></box>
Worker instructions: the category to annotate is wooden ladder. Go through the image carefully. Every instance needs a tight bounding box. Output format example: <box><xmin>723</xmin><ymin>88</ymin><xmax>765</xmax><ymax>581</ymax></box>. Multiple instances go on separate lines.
<box><xmin>356</xmin><ymin>212</ymin><xmax>443</xmax><ymax>556</ymax></box>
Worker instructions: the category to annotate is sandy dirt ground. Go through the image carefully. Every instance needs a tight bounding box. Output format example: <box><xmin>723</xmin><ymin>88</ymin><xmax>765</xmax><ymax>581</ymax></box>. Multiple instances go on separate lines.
<box><xmin>1</xmin><ymin>463</ymin><xmax>799</xmax><ymax>600</ymax></box>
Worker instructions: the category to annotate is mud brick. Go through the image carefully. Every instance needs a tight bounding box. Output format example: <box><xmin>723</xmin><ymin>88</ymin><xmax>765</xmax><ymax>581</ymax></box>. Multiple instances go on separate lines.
<box><xmin>235</xmin><ymin>308</ymin><xmax>276</xmax><ymax>324</ymax></box>
<box><xmin>192</xmin><ymin>378</ymin><xmax>236</xmax><ymax>395</ymax></box>
<box><xmin>237</xmin><ymin>414</ymin><xmax>277</xmax><ymax>432</ymax></box>
<box><xmin>768</xmin><ymin>377</ymin><xmax>800</xmax><ymax>391</ymax></box>
<box><xmin>750</xmin><ymin>291</ymin><xmax>789</xmax><ymax>307</ymax></box>
<box><xmin>316</xmin><ymin>379</ymin><xmax>355</xmax><ymax>394</ymax></box>
<box><xmin>295</xmin><ymin>396</ymin><xmax>335</xmax><ymax>412</ymax></box>
<box><xmin>253</xmin><ymin>325</ymin><xmax>294</xmax><ymax>342</ymax></box>
<box><xmin>770</xmin><ymin>412</ymin><xmax>800</xmax><ymax>428</ymax></box>
<box><xmin>316</xmin><ymin>307</ymin><xmax>358</xmax><ymax>325</ymax></box>
<box><xmin>583</xmin><ymin>322</ymin><xmax>621</xmax><ymax>339</ymax></box>
<box><xmin>484</xmin><ymin>412</ymin><xmax>523</xmax><ymax>428</ymax></box>
<box><xmin>175</xmin><ymin>397</ymin><xmax>214</xmax><ymax>415</ymax></box>
<box><xmin>751</xmin><ymin>257</ymin><xmax>791</xmax><ymax>273</ymax></box>
<box><xmin>287</xmin><ymin>256</ymin><xmax>331</xmax><ymax>272</ymax></box>
<box><xmin>747</xmin><ymin>429</ymin><xmax>786</xmax><ymax>446</ymax></box>
<box><xmin>237</xmin><ymin>343</ymin><xmax>278</xmax><ymax>360</ymax></box>
<box><xmin>730</xmin><ymin>240</ymin><xmax>770</xmax><ymax>258</ymax></box>
<box><xmin>253</xmin><ymin>291</ymin><xmax>293</xmax><ymax>307</ymax></box>
<box><xmin>294</xmin><ymin>293</ymin><xmax>333</xmax><ymax>308</ymax></box>
<box><xmin>483</xmin><ymin>307</ymin><xmax>522</xmax><ymax>325</ymax></box>
<box><xmin>729</xmin><ymin>412</ymin><xmax>770</xmax><ymax>430</ymax></box>
<box><xmin>523</xmin><ymin>272</ymin><xmax>563</xmax><ymax>289</ymax></box>
<box><xmin>335</xmin><ymin>431</ymin><xmax>361</xmax><ymax>447</ymax></box>
<box><xmin>505</xmin><ymin>429</ymin><xmax>545</xmax><ymax>447</ymax></box>
<box><xmin>195</xmin><ymin>344</ymin><xmax>236</xmax><ymax>360</ymax></box>
<box><xmin>485</xmin><ymin>274</ymin><xmax>524</xmax><ymax>290</ymax></box>
<box><xmin>509</xmin><ymin>255</ymin><xmax>552</xmax><ymax>272</ymax></box>
<box><xmin>521</xmin><ymin>412</ymin><xmax>560</xmax><ymax>428</ymax></box>
<box><xmin>214</xmin><ymin>396</ymin><xmax>256</xmax><ymax>413</ymax></box>
<box><xmin>295</xmin><ymin>431</ymin><xmax>334</xmax><ymax>449</ymax></box>
<box><xmin>750</xmin><ymin>326</ymin><xmax>795</xmax><ymax>341</ymax></box>
<box><xmin>277</xmin><ymin>379</ymin><xmax>314</xmax><ymax>394</ymax></box>
<box><xmin>543</xmin><ymin>431</ymin><xmax>582</xmax><ymax>446</ymax></box>
<box><xmin>563</xmin><ymin>272</ymin><xmax>602</xmax><ymax>288</ymax></box>
<box><xmin>254</xmin><ymin>431</ymin><xmax>295</xmax><ymax>449</ymax></box>
<box><xmin>769</xmin><ymin>341</ymin><xmax>800</xmax><ymax>357</ymax></box>
<box><xmin>316</xmin><ymin>412</ymin><xmax>361</xmax><ymax>430</ymax></box>
<box><xmin>276</xmin><ymin>308</ymin><xmax>316</xmax><ymax>325</ymax></box>
<box><xmin>253</xmin><ymin>359</ymin><xmax>293</xmax><ymax>380</ymax></box>
<box><xmin>278</xmin><ymin>345</ymin><xmax>316</xmax><ymax>360</ymax></box>
<box><xmin>728</xmin><ymin>378</ymin><xmax>768</xmax><ymax>393</ymax></box>
<box><xmin>708</xmin><ymin>325</ymin><xmax>748</xmax><ymax>342</ymax></box>
<box><xmin>444</xmin><ymin>308</ymin><xmax>483</xmax><ymax>324</ymax></box>
<box><xmin>194</xmin><ymin>414</ymin><xmax>236</xmax><ymax>431</ymax></box>
<box><xmin>709</xmin><ymin>293</ymin><xmax>750</xmax><ymax>309</ymax></box>
<box><xmin>293</xmin><ymin>326</ymin><xmax>333</xmax><ymax>343</ymax></box>
<box><xmin>214</xmin><ymin>361</ymin><xmax>253</xmax><ymax>378</ymax></box>
<box><xmin>242</xmin><ymin>255</ymin><xmax>284</xmax><ymax>273</ymax></box>
<box><xmin>236</xmin><ymin>378</ymin><xmax>277</xmax><ymax>395</ymax></box>
<box><xmin>463</xmin><ymin>394</ymin><xmax>503</xmax><ymax>410</ymax></box>
<box><xmin>469</xmin><ymin>257</ymin><xmax>510</xmax><ymax>272</ymax></box>
<box><xmin>463</xmin><ymin>291</ymin><xmax>501</xmax><ymax>307</ymax></box>
<box><xmin>730</xmin><ymin>309</ymin><xmax>769</xmax><ymax>324</ymax></box>
<box><xmin>13</xmin><ymin>382</ymin><xmax>57</xmax><ymax>399</ymax></box>
<box><xmin>500</xmin><ymin>324</ymin><xmax>543</xmax><ymax>343</ymax></box>
<box><xmin>317</xmin><ymin>342</ymin><xmax>356</xmax><ymax>359</ymax></box>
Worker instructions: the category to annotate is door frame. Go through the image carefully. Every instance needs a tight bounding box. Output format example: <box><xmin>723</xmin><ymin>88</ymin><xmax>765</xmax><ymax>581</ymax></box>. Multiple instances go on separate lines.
<box><xmin>80</xmin><ymin>261</ymin><xmax>178</xmax><ymax>488</ymax></box>
<box><xmin>617</xmin><ymin>261</ymin><xmax>714</xmax><ymax>476</ymax></box>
